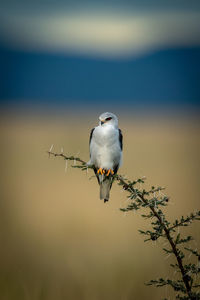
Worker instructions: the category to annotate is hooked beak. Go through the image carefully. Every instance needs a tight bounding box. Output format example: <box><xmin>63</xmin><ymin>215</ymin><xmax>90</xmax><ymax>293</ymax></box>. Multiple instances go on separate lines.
<box><xmin>101</xmin><ymin>120</ymin><xmax>105</xmax><ymax>125</ymax></box>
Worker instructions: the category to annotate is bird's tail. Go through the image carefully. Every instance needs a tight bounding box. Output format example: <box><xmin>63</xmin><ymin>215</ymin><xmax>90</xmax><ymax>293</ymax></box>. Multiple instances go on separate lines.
<box><xmin>100</xmin><ymin>179</ymin><xmax>112</xmax><ymax>202</ymax></box>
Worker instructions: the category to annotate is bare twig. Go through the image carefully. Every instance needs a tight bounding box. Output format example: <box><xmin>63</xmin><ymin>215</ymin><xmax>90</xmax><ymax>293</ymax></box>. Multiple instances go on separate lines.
<box><xmin>47</xmin><ymin>150</ymin><xmax>200</xmax><ymax>300</ymax></box>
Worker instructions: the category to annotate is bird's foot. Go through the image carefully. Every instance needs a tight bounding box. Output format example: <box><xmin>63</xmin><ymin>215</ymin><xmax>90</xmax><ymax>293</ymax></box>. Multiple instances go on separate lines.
<box><xmin>97</xmin><ymin>168</ymin><xmax>114</xmax><ymax>176</ymax></box>
<box><xmin>97</xmin><ymin>168</ymin><xmax>105</xmax><ymax>175</ymax></box>
<box><xmin>106</xmin><ymin>169</ymin><xmax>114</xmax><ymax>176</ymax></box>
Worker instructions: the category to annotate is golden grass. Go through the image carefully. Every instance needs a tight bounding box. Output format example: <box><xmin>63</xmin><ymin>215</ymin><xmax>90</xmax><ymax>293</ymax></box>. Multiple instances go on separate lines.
<box><xmin>0</xmin><ymin>112</ymin><xmax>199</xmax><ymax>300</ymax></box>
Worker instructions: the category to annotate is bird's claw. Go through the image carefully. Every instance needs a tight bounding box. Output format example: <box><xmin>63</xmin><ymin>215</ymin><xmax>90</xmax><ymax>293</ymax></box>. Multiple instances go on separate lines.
<box><xmin>97</xmin><ymin>168</ymin><xmax>114</xmax><ymax>176</ymax></box>
<box><xmin>97</xmin><ymin>168</ymin><xmax>104</xmax><ymax>175</ymax></box>
<box><xmin>106</xmin><ymin>169</ymin><xmax>114</xmax><ymax>176</ymax></box>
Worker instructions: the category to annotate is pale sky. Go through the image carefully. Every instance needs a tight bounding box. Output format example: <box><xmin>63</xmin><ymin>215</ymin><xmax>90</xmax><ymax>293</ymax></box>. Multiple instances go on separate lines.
<box><xmin>0</xmin><ymin>1</ymin><xmax>200</xmax><ymax>58</ymax></box>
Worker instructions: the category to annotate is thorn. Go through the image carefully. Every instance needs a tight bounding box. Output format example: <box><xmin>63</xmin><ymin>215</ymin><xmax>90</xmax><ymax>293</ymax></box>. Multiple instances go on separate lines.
<box><xmin>49</xmin><ymin>144</ymin><xmax>54</xmax><ymax>152</ymax></box>
<box><xmin>65</xmin><ymin>160</ymin><xmax>68</xmax><ymax>172</ymax></box>
<box><xmin>163</xmin><ymin>241</ymin><xmax>168</xmax><ymax>247</ymax></box>
<box><xmin>165</xmin><ymin>254</ymin><xmax>171</xmax><ymax>260</ymax></box>
<box><xmin>61</xmin><ymin>147</ymin><xmax>63</xmax><ymax>153</ymax></box>
<box><xmin>76</xmin><ymin>151</ymin><xmax>80</xmax><ymax>156</ymax></box>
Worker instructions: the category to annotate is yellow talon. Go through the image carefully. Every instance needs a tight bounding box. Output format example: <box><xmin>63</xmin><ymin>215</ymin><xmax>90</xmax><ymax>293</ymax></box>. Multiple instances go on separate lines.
<box><xmin>98</xmin><ymin>168</ymin><xmax>114</xmax><ymax>176</ymax></box>
<box><xmin>106</xmin><ymin>169</ymin><xmax>114</xmax><ymax>176</ymax></box>
<box><xmin>97</xmin><ymin>168</ymin><xmax>103</xmax><ymax>175</ymax></box>
<box><xmin>106</xmin><ymin>169</ymin><xmax>111</xmax><ymax>176</ymax></box>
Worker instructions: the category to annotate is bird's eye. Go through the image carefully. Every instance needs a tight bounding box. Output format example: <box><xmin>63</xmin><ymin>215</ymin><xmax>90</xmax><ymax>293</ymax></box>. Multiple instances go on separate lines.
<box><xmin>105</xmin><ymin>117</ymin><xmax>112</xmax><ymax>121</ymax></box>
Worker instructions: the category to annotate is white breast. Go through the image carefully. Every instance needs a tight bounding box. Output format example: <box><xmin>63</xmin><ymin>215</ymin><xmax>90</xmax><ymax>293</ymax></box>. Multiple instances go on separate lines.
<box><xmin>90</xmin><ymin>124</ymin><xmax>122</xmax><ymax>170</ymax></box>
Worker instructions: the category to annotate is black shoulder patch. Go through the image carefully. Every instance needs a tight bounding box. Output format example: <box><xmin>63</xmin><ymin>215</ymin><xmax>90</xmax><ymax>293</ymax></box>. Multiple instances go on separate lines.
<box><xmin>89</xmin><ymin>128</ymin><xmax>95</xmax><ymax>146</ymax></box>
<box><xmin>118</xmin><ymin>129</ymin><xmax>123</xmax><ymax>151</ymax></box>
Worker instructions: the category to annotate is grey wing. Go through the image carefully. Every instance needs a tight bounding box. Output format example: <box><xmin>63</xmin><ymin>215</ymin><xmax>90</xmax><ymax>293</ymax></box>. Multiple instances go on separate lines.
<box><xmin>113</xmin><ymin>129</ymin><xmax>123</xmax><ymax>174</ymax></box>
<box><xmin>118</xmin><ymin>128</ymin><xmax>123</xmax><ymax>151</ymax></box>
<box><xmin>89</xmin><ymin>128</ymin><xmax>100</xmax><ymax>183</ymax></box>
<box><xmin>89</xmin><ymin>128</ymin><xmax>95</xmax><ymax>158</ymax></box>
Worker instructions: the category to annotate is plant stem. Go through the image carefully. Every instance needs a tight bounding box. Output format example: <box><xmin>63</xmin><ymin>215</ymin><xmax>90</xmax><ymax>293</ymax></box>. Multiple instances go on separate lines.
<box><xmin>115</xmin><ymin>175</ymin><xmax>192</xmax><ymax>298</ymax></box>
<box><xmin>47</xmin><ymin>151</ymin><xmax>86</xmax><ymax>165</ymax></box>
<box><xmin>48</xmin><ymin>151</ymin><xmax>196</xmax><ymax>299</ymax></box>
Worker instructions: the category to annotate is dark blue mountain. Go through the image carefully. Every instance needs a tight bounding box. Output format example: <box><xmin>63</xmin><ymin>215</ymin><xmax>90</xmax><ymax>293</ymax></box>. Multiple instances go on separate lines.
<box><xmin>0</xmin><ymin>45</ymin><xmax>200</xmax><ymax>108</ymax></box>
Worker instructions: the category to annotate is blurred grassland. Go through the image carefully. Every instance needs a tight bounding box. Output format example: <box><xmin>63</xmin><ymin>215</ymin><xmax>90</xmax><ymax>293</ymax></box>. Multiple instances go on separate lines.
<box><xmin>0</xmin><ymin>111</ymin><xmax>200</xmax><ymax>300</ymax></box>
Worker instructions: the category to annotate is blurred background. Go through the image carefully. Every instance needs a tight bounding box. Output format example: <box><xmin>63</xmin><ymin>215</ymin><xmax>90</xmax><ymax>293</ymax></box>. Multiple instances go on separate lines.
<box><xmin>0</xmin><ymin>0</ymin><xmax>200</xmax><ymax>299</ymax></box>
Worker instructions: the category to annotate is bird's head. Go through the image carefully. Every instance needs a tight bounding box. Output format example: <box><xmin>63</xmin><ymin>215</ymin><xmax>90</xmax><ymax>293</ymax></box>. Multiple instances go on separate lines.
<box><xmin>99</xmin><ymin>112</ymin><xmax>118</xmax><ymax>128</ymax></box>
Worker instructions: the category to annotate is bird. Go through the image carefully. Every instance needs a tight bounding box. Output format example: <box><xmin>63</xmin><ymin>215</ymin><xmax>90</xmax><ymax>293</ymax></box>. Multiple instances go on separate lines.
<box><xmin>87</xmin><ymin>112</ymin><xmax>123</xmax><ymax>202</ymax></box>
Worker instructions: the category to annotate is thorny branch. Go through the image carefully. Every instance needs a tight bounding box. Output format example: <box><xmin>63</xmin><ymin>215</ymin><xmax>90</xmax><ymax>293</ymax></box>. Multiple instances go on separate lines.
<box><xmin>47</xmin><ymin>150</ymin><xmax>200</xmax><ymax>300</ymax></box>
